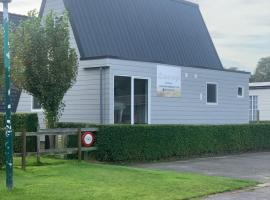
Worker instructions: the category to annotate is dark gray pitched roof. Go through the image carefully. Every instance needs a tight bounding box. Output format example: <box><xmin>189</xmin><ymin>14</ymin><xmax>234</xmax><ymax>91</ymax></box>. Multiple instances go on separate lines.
<box><xmin>0</xmin><ymin>12</ymin><xmax>26</xmax><ymax>113</ymax></box>
<box><xmin>39</xmin><ymin>0</ymin><xmax>47</xmax><ymax>17</ymax></box>
<box><xmin>40</xmin><ymin>0</ymin><xmax>223</xmax><ymax>69</ymax></box>
<box><xmin>63</xmin><ymin>0</ymin><xmax>223</xmax><ymax>70</ymax></box>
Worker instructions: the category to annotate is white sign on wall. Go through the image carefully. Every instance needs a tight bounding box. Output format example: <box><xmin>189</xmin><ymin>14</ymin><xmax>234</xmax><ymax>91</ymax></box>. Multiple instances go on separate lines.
<box><xmin>157</xmin><ymin>65</ymin><xmax>181</xmax><ymax>97</ymax></box>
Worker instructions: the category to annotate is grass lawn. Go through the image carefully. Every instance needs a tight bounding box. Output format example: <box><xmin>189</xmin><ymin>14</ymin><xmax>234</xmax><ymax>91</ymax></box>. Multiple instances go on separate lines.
<box><xmin>0</xmin><ymin>157</ymin><xmax>256</xmax><ymax>200</ymax></box>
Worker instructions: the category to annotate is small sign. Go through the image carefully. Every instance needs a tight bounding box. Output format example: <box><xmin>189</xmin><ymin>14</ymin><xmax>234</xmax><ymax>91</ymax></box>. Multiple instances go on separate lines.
<box><xmin>157</xmin><ymin>65</ymin><xmax>181</xmax><ymax>97</ymax></box>
<box><xmin>81</xmin><ymin>132</ymin><xmax>95</xmax><ymax>147</ymax></box>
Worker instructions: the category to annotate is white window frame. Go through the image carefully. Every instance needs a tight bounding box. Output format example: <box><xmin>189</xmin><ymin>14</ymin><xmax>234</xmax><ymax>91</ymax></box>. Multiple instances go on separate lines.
<box><xmin>31</xmin><ymin>96</ymin><xmax>42</xmax><ymax>112</ymax></box>
<box><xmin>206</xmin><ymin>82</ymin><xmax>218</xmax><ymax>105</ymax></box>
<box><xmin>113</xmin><ymin>75</ymin><xmax>151</xmax><ymax>125</ymax></box>
<box><xmin>237</xmin><ymin>86</ymin><xmax>244</xmax><ymax>98</ymax></box>
<box><xmin>249</xmin><ymin>95</ymin><xmax>258</xmax><ymax>121</ymax></box>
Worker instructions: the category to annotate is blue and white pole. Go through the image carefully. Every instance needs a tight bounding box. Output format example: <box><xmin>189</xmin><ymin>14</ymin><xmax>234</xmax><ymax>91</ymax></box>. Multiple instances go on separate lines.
<box><xmin>1</xmin><ymin>0</ymin><xmax>13</xmax><ymax>191</ymax></box>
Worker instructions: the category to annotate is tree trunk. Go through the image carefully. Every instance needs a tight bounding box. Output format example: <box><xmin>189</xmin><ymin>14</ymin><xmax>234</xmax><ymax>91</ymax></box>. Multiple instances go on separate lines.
<box><xmin>45</xmin><ymin>111</ymin><xmax>57</xmax><ymax>149</ymax></box>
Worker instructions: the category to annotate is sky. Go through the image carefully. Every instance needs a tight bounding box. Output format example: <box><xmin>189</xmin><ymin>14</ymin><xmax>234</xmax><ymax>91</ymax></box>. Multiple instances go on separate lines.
<box><xmin>1</xmin><ymin>0</ymin><xmax>269</xmax><ymax>73</ymax></box>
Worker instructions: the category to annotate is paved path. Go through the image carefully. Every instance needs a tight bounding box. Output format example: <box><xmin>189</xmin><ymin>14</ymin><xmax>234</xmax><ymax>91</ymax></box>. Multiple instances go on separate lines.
<box><xmin>205</xmin><ymin>183</ymin><xmax>270</xmax><ymax>200</ymax></box>
<box><xmin>134</xmin><ymin>152</ymin><xmax>270</xmax><ymax>199</ymax></box>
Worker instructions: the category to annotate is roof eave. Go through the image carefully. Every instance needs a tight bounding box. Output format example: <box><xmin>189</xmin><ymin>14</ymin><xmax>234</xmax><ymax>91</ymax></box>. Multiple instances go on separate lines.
<box><xmin>39</xmin><ymin>0</ymin><xmax>47</xmax><ymax>17</ymax></box>
<box><xmin>80</xmin><ymin>56</ymin><xmax>250</xmax><ymax>74</ymax></box>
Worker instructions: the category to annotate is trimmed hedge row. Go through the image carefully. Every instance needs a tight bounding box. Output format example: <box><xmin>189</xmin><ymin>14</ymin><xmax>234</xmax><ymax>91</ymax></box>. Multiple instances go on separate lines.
<box><xmin>58</xmin><ymin>123</ymin><xmax>270</xmax><ymax>162</ymax></box>
<box><xmin>0</xmin><ymin>113</ymin><xmax>39</xmax><ymax>168</ymax></box>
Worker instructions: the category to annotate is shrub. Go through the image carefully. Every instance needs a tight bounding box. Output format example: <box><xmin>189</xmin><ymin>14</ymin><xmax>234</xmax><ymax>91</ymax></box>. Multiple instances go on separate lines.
<box><xmin>98</xmin><ymin>124</ymin><xmax>270</xmax><ymax>162</ymax></box>
<box><xmin>0</xmin><ymin>113</ymin><xmax>38</xmax><ymax>168</ymax></box>
<box><xmin>58</xmin><ymin>123</ymin><xmax>270</xmax><ymax>162</ymax></box>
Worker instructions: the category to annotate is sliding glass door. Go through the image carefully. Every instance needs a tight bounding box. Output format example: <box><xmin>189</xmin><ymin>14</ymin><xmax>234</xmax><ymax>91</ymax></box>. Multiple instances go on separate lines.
<box><xmin>114</xmin><ymin>76</ymin><xmax>131</xmax><ymax>124</ymax></box>
<box><xmin>114</xmin><ymin>76</ymin><xmax>149</xmax><ymax>124</ymax></box>
<box><xmin>134</xmin><ymin>79</ymin><xmax>148</xmax><ymax>124</ymax></box>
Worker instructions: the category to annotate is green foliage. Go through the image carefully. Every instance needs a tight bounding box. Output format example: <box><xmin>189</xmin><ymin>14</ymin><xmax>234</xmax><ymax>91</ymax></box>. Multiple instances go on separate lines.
<box><xmin>12</xmin><ymin>11</ymin><xmax>78</xmax><ymax>128</ymax></box>
<box><xmin>0</xmin><ymin>22</ymin><xmax>23</xmax><ymax>91</ymax></box>
<box><xmin>58</xmin><ymin>123</ymin><xmax>270</xmax><ymax>162</ymax></box>
<box><xmin>0</xmin><ymin>113</ymin><xmax>38</xmax><ymax>168</ymax></box>
<box><xmin>100</xmin><ymin>124</ymin><xmax>270</xmax><ymax>162</ymax></box>
<box><xmin>57</xmin><ymin>122</ymin><xmax>98</xmax><ymax>128</ymax></box>
<box><xmin>251</xmin><ymin>56</ymin><xmax>270</xmax><ymax>82</ymax></box>
<box><xmin>96</xmin><ymin>124</ymin><xmax>270</xmax><ymax>162</ymax></box>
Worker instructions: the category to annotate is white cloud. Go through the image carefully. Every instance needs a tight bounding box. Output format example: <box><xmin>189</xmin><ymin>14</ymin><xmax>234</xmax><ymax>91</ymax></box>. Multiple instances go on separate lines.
<box><xmin>0</xmin><ymin>0</ymin><xmax>42</xmax><ymax>14</ymax></box>
<box><xmin>191</xmin><ymin>0</ymin><xmax>270</xmax><ymax>72</ymax></box>
<box><xmin>1</xmin><ymin>0</ymin><xmax>269</xmax><ymax>73</ymax></box>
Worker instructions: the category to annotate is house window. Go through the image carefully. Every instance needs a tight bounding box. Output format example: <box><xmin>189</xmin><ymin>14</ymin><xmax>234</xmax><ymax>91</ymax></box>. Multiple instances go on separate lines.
<box><xmin>207</xmin><ymin>83</ymin><xmax>217</xmax><ymax>104</ymax></box>
<box><xmin>32</xmin><ymin>96</ymin><xmax>42</xmax><ymax>111</ymax></box>
<box><xmin>114</xmin><ymin>76</ymin><xmax>149</xmax><ymax>124</ymax></box>
<box><xmin>249</xmin><ymin>96</ymin><xmax>258</xmax><ymax>121</ymax></box>
<box><xmin>237</xmin><ymin>87</ymin><xmax>244</xmax><ymax>97</ymax></box>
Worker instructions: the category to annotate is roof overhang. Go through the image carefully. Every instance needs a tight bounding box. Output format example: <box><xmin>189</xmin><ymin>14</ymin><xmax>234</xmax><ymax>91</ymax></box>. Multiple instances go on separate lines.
<box><xmin>82</xmin><ymin>56</ymin><xmax>250</xmax><ymax>74</ymax></box>
<box><xmin>39</xmin><ymin>0</ymin><xmax>47</xmax><ymax>17</ymax></box>
<box><xmin>249</xmin><ymin>82</ymin><xmax>270</xmax><ymax>90</ymax></box>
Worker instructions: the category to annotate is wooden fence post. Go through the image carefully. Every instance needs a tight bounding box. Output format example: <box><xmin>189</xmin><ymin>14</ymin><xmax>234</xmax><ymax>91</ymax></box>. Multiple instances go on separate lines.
<box><xmin>21</xmin><ymin>131</ymin><xmax>26</xmax><ymax>170</ymax></box>
<box><xmin>36</xmin><ymin>135</ymin><xmax>41</xmax><ymax>164</ymax></box>
<box><xmin>77</xmin><ymin>128</ymin><xmax>82</xmax><ymax>162</ymax></box>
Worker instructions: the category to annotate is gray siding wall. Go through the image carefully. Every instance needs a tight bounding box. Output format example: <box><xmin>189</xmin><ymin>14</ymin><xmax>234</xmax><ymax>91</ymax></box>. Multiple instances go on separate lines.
<box><xmin>249</xmin><ymin>89</ymin><xmax>270</xmax><ymax>121</ymax></box>
<box><xmin>107</xmin><ymin>59</ymin><xmax>249</xmax><ymax>125</ymax></box>
<box><xmin>16</xmin><ymin>92</ymin><xmax>46</xmax><ymax>129</ymax></box>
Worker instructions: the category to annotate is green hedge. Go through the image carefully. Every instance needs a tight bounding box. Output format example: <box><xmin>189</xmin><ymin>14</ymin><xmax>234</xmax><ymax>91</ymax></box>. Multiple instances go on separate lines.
<box><xmin>58</xmin><ymin>123</ymin><xmax>270</xmax><ymax>162</ymax></box>
<box><xmin>0</xmin><ymin>113</ymin><xmax>39</xmax><ymax>168</ymax></box>
<box><xmin>98</xmin><ymin>124</ymin><xmax>270</xmax><ymax>162</ymax></box>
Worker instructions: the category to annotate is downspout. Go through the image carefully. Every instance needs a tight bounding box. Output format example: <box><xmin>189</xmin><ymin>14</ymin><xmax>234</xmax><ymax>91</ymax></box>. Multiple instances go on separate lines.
<box><xmin>100</xmin><ymin>67</ymin><xmax>104</xmax><ymax>124</ymax></box>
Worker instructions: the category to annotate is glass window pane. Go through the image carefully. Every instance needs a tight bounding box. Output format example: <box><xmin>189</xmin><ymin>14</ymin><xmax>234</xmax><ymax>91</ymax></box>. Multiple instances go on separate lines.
<box><xmin>249</xmin><ymin>95</ymin><xmax>259</xmax><ymax>121</ymax></box>
<box><xmin>207</xmin><ymin>84</ymin><xmax>217</xmax><ymax>103</ymax></box>
<box><xmin>238</xmin><ymin>87</ymin><xmax>243</xmax><ymax>96</ymax></box>
<box><xmin>134</xmin><ymin>79</ymin><xmax>148</xmax><ymax>124</ymax></box>
<box><xmin>33</xmin><ymin>97</ymin><xmax>41</xmax><ymax>110</ymax></box>
<box><xmin>114</xmin><ymin>76</ymin><xmax>131</xmax><ymax>124</ymax></box>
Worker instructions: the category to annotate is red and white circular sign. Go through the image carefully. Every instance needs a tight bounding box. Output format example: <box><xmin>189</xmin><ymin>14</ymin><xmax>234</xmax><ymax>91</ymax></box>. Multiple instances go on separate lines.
<box><xmin>81</xmin><ymin>132</ymin><xmax>95</xmax><ymax>147</ymax></box>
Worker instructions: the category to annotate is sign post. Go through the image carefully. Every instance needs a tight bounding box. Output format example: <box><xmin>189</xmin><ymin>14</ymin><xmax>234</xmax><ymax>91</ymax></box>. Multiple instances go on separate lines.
<box><xmin>0</xmin><ymin>0</ymin><xmax>13</xmax><ymax>191</ymax></box>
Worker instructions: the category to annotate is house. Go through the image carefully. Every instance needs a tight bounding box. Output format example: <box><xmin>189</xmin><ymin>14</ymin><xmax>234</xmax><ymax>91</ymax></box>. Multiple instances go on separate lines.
<box><xmin>249</xmin><ymin>82</ymin><xmax>270</xmax><ymax>121</ymax></box>
<box><xmin>16</xmin><ymin>0</ymin><xmax>250</xmax><ymax>127</ymax></box>
<box><xmin>0</xmin><ymin>12</ymin><xmax>27</xmax><ymax>113</ymax></box>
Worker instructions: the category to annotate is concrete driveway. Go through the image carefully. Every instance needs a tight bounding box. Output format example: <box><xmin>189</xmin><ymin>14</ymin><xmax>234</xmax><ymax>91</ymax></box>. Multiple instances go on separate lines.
<box><xmin>135</xmin><ymin>152</ymin><xmax>270</xmax><ymax>199</ymax></box>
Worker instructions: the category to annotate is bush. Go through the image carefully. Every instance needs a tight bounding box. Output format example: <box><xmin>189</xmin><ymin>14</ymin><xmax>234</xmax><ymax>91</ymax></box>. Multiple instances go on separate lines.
<box><xmin>0</xmin><ymin>113</ymin><xmax>39</xmax><ymax>168</ymax></box>
<box><xmin>98</xmin><ymin>124</ymin><xmax>270</xmax><ymax>162</ymax></box>
<box><xmin>57</xmin><ymin>122</ymin><xmax>98</xmax><ymax>128</ymax></box>
<box><xmin>58</xmin><ymin>123</ymin><xmax>270</xmax><ymax>162</ymax></box>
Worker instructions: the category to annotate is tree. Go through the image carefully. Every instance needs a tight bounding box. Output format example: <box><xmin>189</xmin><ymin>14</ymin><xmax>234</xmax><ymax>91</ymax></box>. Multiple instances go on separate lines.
<box><xmin>250</xmin><ymin>57</ymin><xmax>270</xmax><ymax>82</ymax></box>
<box><xmin>13</xmin><ymin>11</ymin><xmax>78</xmax><ymax>128</ymax></box>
